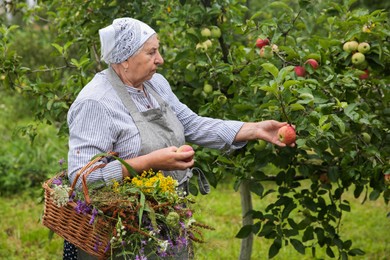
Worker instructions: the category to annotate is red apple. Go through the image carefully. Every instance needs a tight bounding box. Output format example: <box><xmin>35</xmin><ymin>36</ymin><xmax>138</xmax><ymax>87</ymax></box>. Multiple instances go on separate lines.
<box><xmin>177</xmin><ymin>145</ymin><xmax>194</xmax><ymax>162</ymax></box>
<box><xmin>256</xmin><ymin>38</ymin><xmax>270</xmax><ymax>48</ymax></box>
<box><xmin>359</xmin><ymin>69</ymin><xmax>369</xmax><ymax>80</ymax></box>
<box><xmin>384</xmin><ymin>174</ymin><xmax>390</xmax><ymax>185</ymax></box>
<box><xmin>305</xmin><ymin>59</ymin><xmax>319</xmax><ymax>70</ymax></box>
<box><xmin>259</xmin><ymin>46</ymin><xmax>273</xmax><ymax>59</ymax></box>
<box><xmin>277</xmin><ymin>125</ymin><xmax>296</xmax><ymax>145</ymax></box>
<box><xmin>294</xmin><ymin>66</ymin><xmax>306</xmax><ymax>77</ymax></box>
<box><xmin>319</xmin><ymin>173</ymin><xmax>330</xmax><ymax>184</ymax></box>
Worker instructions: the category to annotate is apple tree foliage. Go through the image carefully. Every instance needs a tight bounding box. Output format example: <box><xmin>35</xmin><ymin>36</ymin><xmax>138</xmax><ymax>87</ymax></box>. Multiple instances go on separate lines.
<box><xmin>1</xmin><ymin>0</ymin><xmax>389</xmax><ymax>258</ymax></box>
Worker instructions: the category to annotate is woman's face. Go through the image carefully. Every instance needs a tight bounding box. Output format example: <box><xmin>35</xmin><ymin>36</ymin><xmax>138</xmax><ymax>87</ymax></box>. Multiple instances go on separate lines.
<box><xmin>125</xmin><ymin>34</ymin><xmax>164</xmax><ymax>87</ymax></box>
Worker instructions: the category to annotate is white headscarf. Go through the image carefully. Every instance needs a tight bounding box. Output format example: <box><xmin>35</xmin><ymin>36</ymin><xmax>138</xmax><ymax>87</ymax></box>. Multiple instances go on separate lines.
<box><xmin>99</xmin><ymin>18</ymin><xmax>156</xmax><ymax>64</ymax></box>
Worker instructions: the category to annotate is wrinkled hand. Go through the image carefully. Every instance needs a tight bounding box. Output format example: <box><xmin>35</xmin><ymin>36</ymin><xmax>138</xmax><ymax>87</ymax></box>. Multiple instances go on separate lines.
<box><xmin>147</xmin><ymin>146</ymin><xmax>195</xmax><ymax>171</ymax></box>
<box><xmin>256</xmin><ymin>120</ymin><xmax>295</xmax><ymax>147</ymax></box>
<box><xmin>235</xmin><ymin>120</ymin><xmax>295</xmax><ymax>147</ymax></box>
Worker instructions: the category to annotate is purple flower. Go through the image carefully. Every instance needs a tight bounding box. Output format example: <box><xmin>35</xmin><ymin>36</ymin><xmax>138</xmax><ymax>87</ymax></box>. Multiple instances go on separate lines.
<box><xmin>69</xmin><ymin>191</ymin><xmax>76</xmax><ymax>202</ymax></box>
<box><xmin>176</xmin><ymin>236</ymin><xmax>188</xmax><ymax>247</ymax></box>
<box><xmin>135</xmin><ymin>254</ymin><xmax>147</xmax><ymax>260</ymax></box>
<box><xmin>52</xmin><ymin>177</ymin><xmax>62</xmax><ymax>186</ymax></box>
<box><xmin>89</xmin><ymin>208</ymin><xmax>98</xmax><ymax>225</ymax></box>
<box><xmin>104</xmin><ymin>241</ymin><xmax>111</xmax><ymax>253</ymax></box>
<box><xmin>75</xmin><ymin>200</ymin><xmax>92</xmax><ymax>215</ymax></box>
<box><xmin>58</xmin><ymin>158</ymin><xmax>65</xmax><ymax>166</ymax></box>
<box><xmin>93</xmin><ymin>240</ymin><xmax>102</xmax><ymax>252</ymax></box>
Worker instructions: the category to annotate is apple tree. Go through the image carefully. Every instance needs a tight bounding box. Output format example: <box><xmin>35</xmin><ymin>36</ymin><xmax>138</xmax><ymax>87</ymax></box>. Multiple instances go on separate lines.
<box><xmin>1</xmin><ymin>0</ymin><xmax>389</xmax><ymax>259</ymax></box>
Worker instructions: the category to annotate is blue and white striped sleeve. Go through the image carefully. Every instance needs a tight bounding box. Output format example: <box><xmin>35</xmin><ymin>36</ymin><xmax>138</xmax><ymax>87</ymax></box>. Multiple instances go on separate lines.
<box><xmin>67</xmin><ymin>99</ymin><xmax>123</xmax><ymax>189</ymax></box>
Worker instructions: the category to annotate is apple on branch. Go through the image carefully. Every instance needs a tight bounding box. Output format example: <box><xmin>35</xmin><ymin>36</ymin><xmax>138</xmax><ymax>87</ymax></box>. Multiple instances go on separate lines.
<box><xmin>259</xmin><ymin>46</ymin><xmax>273</xmax><ymax>59</ymax></box>
<box><xmin>255</xmin><ymin>37</ymin><xmax>270</xmax><ymax>49</ymax></box>
<box><xmin>277</xmin><ymin>125</ymin><xmax>296</xmax><ymax>145</ymax></box>
<box><xmin>305</xmin><ymin>59</ymin><xmax>319</xmax><ymax>70</ymax></box>
<box><xmin>357</xmin><ymin>42</ymin><xmax>370</xmax><ymax>54</ymax></box>
<box><xmin>352</xmin><ymin>52</ymin><xmax>365</xmax><ymax>65</ymax></box>
<box><xmin>342</xmin><ymin>41</ymin><xmax>359</xmax><ymax>53</ymax></box>
<box><xmin>294</xmin><ymin>66</ymin><xmax>306</xmax><ymax>77</ymax></box>
<box><xmin>359</xmin><ymin>69</ymin><xmax>369</xmax><ymax>80</ymax></box>
<box><xmin>201</xmin><ymin>28</ymin><xmax>211</xmax><ymax>37</ymax></box>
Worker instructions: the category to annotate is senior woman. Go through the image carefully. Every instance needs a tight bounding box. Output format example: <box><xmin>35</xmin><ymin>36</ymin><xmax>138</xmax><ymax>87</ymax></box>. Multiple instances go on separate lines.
<box><xmin>64</xmin><ymin>17</ymin><xmax>293</xmax><ymax>260</ymax></box>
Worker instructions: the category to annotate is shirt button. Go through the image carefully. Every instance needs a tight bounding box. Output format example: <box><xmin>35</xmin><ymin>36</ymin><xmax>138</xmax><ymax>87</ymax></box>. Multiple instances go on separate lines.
<box><xmin>146</xmin><ymin>105</ymin><xmax>151</xmax><ymax>109</ymax></box>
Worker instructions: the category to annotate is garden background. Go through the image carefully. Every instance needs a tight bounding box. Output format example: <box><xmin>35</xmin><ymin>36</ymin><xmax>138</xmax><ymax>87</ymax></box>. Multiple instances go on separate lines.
<box><xmin>1</xmin><ymin>0</ymin><xmax>389</xmax><ymax>259</ymax></box>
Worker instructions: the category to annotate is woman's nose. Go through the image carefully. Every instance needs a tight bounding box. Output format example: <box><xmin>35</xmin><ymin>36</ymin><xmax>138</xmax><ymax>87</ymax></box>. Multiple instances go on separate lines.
<box><xmin>156</xmin><ymin>51</ymin><xmax>164</xmax><ymax>65</ymax></box>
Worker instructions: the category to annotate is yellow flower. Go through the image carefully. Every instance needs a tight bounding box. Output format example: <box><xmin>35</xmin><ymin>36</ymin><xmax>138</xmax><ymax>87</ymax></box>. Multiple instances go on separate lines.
<box><xmin>112</xmin><ymin>180</ymin><xmax>120</xmax><ymax>193</ymax></box>
<box><xmin>130</xmin><ymin>170</ymin><xmax>178</xmax><ymax>194</ymax></box>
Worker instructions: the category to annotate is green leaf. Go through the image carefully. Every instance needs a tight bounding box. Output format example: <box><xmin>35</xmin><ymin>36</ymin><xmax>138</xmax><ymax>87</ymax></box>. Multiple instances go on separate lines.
<box><xmin>261</xmin><ymin>63</ymin><xmax>279</xmax><ymax>78</ymax></box>
<box><xmin>249</xmin><ymin>181</ymin><xmax>264</xmax><ymax>197</ymax></box>
<box><xmin>369</xmin><ymin>189</ymin><xmax>380</xmax><ymax>201</ymax></box>
<box><xmin>303</xmin><ymin>226</ymin><xmax>314</xmax><ymax>242</ymax></box>
<box><xmin>268</xmin><ymin>1</ymin><xmax>293</xmax><ymax>13</ymax></box>
<box><xmin>283</xmin><ymin>80</ymin><xmax>300</xmax><ymax>88</ymax></box>
<box><xmin>290</xmin><ymin>103</ymin><xmax>306</xmax><ymax>111</ymax></box>
<box><xmin>339</xmin><ymin>203</ymin><xmax>351</xmax><ymax>212</ymax></box>
<box><xmin>277</xmin><ymin>66</ymin><xmax>294</xmax><ymax>83</ymax></box>
<box><xmin>138</xmin><ymin>191</ymin><xmax>146</xmax><ymax>227</ymax></box>
<box><xmin>326</xmin><ymin>246</ymin><xmax>335</xmax><ymax>258</ymax></box>
<box><xmin>268</xmin><ymin>239</ymin><xmax>282</xmax><ymax>259</ymax></box>
<box><xmin>235</xmin><ymin>225</ymin><xmax>253</xmax><ymax>239</ymax></box>
<box><xmin>348</xmin><ymin>248</ymin><xmax>365</xmax><ymax>256</ymax></box>
<box><xmin>51</xmin><ymin>43</ymin><xmax>63</xmax><ymax>54</ymax></box>
<box><xmin>331</xmin><ymin>114</ymin><xmax>345</xmax><ymax>134</ymax></box>
<box><xmin>260</xmin><ymin>83</ymin><xmax>278</xmax><ymax>96</ymax></box>
<box><xmin>290</xmin><ymin>238</ymin><xmax>305</xmax><ymax>254</ymax></box>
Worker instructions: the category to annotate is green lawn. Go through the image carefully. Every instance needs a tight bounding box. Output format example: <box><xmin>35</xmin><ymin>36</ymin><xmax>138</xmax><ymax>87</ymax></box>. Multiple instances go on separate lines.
<box><xmin>1</xmin><ymin>182</ymin><xmax>389</xmax><ymax>260</ymax></box>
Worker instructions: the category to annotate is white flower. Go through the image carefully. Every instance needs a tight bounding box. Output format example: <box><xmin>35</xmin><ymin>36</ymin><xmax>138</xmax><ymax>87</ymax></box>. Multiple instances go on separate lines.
<box><xmin>186</xmin><ymin>218</ymin><xmax>196</xmax><ymax>228</ymax></box>
<box><xmin>158</xmin><ymin>240</ymin><xmax>169</xmax><ymax>252</ymax></box>
<box><xmin>50</xmin><ymin>185</ymin><xmax>71</xmax><ymax>207</ymax></box>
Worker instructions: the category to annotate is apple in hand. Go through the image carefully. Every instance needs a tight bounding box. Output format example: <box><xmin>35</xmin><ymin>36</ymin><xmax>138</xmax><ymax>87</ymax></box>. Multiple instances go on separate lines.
<box><xmin>305</xmin><ymin>59</ymin><xmax>319</xmax><ymax>70</ymax></box>
<box><xmin>277</xmin><ymin>125</ymin><xmax>296</xmax><ymax>145</ymax></box>
<box><xmin>294</xmin><ymin>66</ymin><xmax>306</xmax><ymax>77</ymax></box>
<box><xmin>177</xmin><ymin>145</ymin><xmax>194</xmax><ymax>162</ymax></box>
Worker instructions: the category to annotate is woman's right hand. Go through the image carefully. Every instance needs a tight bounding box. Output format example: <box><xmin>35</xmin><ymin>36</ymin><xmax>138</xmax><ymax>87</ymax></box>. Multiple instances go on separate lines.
<box><xmin>147</xmin><ymin>146</ymin><xmax>195</xmax><ymax>170</ymax></box>
<box><xmin>122</xmin><ymin>146</ymin><xmax>194</xmax><ymax>177</ymax></box>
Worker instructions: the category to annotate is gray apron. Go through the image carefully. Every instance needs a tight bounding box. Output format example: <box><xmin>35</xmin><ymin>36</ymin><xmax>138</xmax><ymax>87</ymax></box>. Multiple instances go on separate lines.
<box><xmin>77</xmin><ymin>67</ymin><xmax>208</xmax><ymax>259</ymax></box>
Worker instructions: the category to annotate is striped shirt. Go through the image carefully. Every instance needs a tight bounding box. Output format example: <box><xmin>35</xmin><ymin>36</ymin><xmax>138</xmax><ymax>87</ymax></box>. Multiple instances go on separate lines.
<box><xmin>67</xmin><ymin>71</ymin><xmax>245</xmax><ymax>187</ymax></box>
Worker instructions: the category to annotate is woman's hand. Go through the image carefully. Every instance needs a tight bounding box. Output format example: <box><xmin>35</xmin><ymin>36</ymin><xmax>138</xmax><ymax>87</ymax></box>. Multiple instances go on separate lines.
<box><xmin>235</xmin><ymin>120</ymin><xmax>295</xmax><ymax>147</ymax></box>
<box><xmin>147</xmin><ymin>146</ymin><xmax>195</xmax><ymax>170</ymax></box>
<box><xmin>122</xmin><ymin>146</ymin><xmax>194</xmax><ymax>177</ymax></box>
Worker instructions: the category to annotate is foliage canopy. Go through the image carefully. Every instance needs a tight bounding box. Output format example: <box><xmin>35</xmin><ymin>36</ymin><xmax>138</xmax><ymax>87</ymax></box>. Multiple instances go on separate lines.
<box><xmin>1</xmin><ymin>0</ymin><xmax>389</xmax><ymax>258</ymax></box>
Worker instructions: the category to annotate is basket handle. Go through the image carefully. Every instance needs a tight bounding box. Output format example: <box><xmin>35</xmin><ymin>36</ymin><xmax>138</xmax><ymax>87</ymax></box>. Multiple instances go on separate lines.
<box><xmin>68</xmin><ymin>151</ymin><xmax>118</xmax><ymax>204</ymax></box>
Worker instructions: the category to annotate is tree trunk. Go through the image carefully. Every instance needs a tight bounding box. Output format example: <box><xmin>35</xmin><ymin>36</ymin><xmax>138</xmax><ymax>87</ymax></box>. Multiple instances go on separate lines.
<box><xmin>239</xmin><ymin>180</ymin><xmax>253</xmax><ymax>260</ymax></box>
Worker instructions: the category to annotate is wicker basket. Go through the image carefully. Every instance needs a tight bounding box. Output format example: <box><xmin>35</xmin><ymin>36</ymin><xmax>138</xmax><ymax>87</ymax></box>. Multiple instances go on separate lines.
<box><xmin>42</xmin><ymin>154</ymin><xmax>116</xmax><ymax>259</ymax></box>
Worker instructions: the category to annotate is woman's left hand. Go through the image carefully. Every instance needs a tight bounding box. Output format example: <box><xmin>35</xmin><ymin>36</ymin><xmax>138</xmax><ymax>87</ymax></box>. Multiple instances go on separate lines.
<box><xmin>235</xmin><ymin>120</ymin><xmax>295</xmax><ymax>147</ymax></box>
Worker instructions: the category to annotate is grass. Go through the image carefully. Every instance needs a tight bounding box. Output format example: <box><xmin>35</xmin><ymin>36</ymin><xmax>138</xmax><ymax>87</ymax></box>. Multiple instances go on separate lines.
<box><xmin>0</xmin><ymin>182</ymin><xmax>389</xmax><ymax>260</ymax></box>
<box><xmin>194</xmin><ymin>182</ymin><xmax>390</xmax><ymax>260</ymax></box>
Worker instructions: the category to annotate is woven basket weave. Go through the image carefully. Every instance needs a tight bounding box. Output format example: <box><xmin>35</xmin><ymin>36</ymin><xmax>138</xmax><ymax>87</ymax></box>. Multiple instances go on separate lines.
<box><xmin>42</xmin><ymin>154</ymin><xmax>116</xmax><ymax>259</ymax></box>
